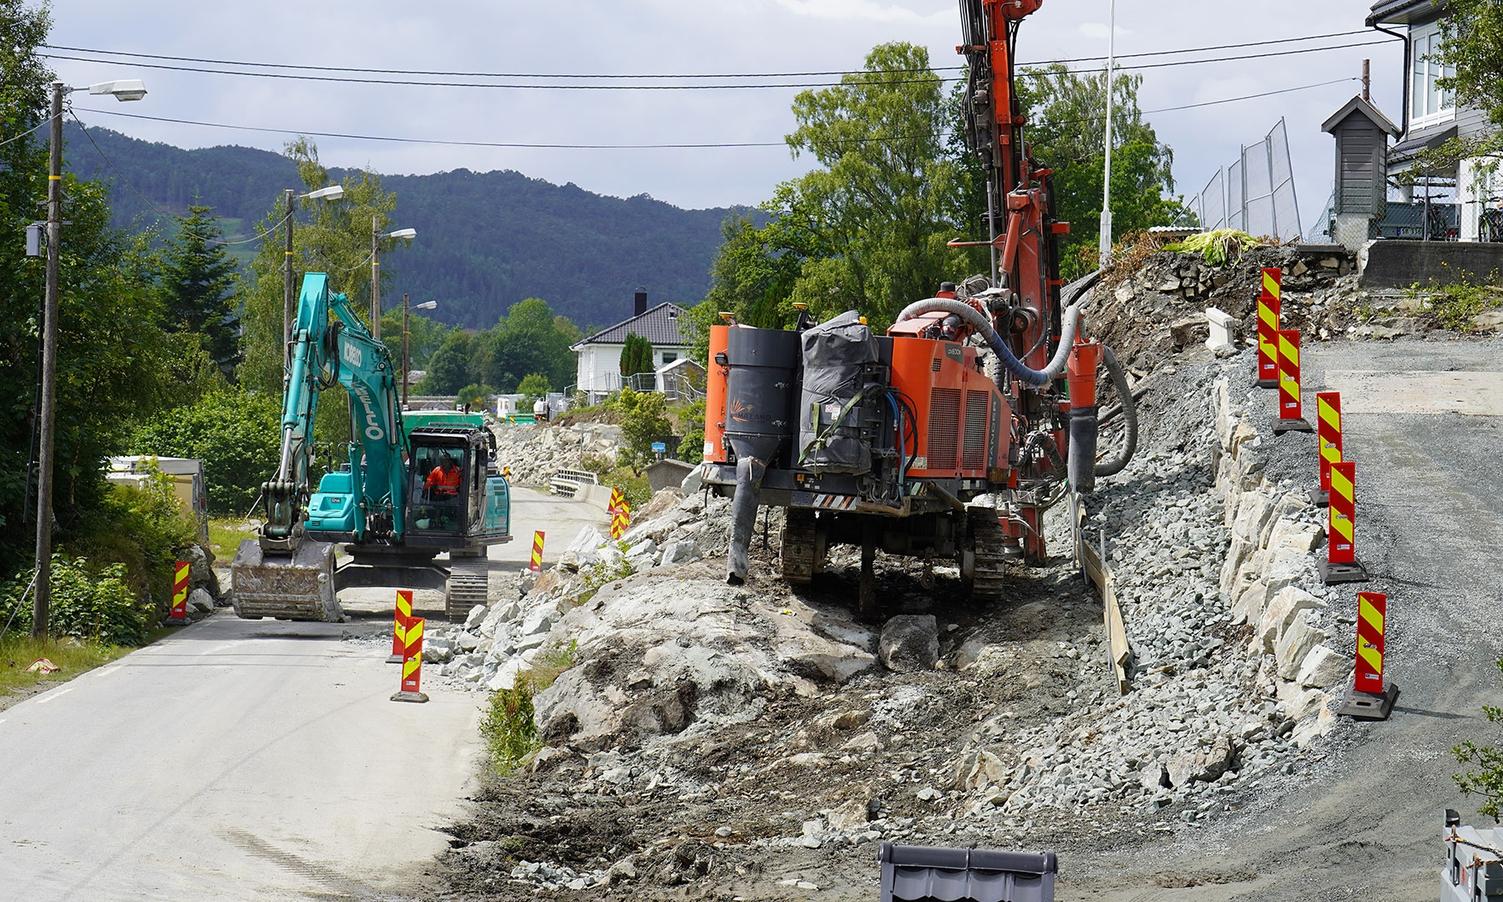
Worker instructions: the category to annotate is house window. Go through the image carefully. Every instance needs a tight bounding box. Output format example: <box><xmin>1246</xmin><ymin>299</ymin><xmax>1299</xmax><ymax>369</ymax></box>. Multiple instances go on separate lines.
<box><xmin>1410</xmin><ymin>21</ymin><xmax>1455</xmax><ymax>126</ymax></box>
<box><xmin>661</xmin><ymin>352</ymin><xmax>677</xmax><ymax>365</ymax></box>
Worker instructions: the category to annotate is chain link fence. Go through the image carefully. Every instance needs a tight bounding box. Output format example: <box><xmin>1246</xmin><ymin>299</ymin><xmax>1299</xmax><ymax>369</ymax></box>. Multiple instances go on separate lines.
<box><xmin>1191</xmin><ymin>118</ymin><xmax>1303</xmax><ymax>242</ymax></box>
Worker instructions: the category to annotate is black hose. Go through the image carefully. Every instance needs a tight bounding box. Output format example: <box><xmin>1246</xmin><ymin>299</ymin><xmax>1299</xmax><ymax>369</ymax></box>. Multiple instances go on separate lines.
<box><xmin>1093</xmin><ymin>343</ymin><xmax>1138</xmax><ymax>478</ymax></box>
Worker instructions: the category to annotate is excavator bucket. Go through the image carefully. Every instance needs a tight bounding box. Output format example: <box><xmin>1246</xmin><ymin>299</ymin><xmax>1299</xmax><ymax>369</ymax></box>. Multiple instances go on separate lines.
<box><xmin>230</xmin><ymin>539</ymin><xmax>343</xmax><ymax>622</ymax></box>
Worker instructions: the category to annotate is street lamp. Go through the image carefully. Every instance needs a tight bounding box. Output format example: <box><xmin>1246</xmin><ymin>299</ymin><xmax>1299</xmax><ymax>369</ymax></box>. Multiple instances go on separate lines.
<box><xmin>1098</xmin><ymin>0</ymin><xmax>1116</xmax><ymax>266</ymax></box>
<box><xmin>281</xmin><ymin>184</ymin><xmax>346</xmax><ymax>367</ymax></box>
<box><xmin>371</xmin><ymin>222</ymin><xmax>417</xmax><ymax>341</ymax></box>
<box><xmin>33</xmin><ymin>78</ymin><xmax>147</xmax><ymax>639</ymax></box>
<box><xmin>403</xmin><ymin>296</ymin><xmax>439</xmax><ymax>408</ymax></box>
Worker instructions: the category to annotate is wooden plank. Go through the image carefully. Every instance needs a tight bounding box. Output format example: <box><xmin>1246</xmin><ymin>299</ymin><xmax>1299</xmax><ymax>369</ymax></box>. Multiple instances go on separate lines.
<box><xmin>1071</xmin><ymin>493</ymin><xmax>1129</xmax><ymax>694</ymax></box>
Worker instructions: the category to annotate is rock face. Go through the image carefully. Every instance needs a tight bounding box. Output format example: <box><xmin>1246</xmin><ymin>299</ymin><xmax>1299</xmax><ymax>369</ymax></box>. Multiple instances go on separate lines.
<box><xmin>490</xmin><ymin>422</ymin><xmax>623</xmax><ymax>488</ymax></box>
<box><xmin>878</xmin><ymin>615</ymin><xmax>939</xmax><ymax>672</ymax></box>
<box><xmin>532</xmin><ymin>574</ymin><xmax>876</xmax><ymax>749</ymax></box>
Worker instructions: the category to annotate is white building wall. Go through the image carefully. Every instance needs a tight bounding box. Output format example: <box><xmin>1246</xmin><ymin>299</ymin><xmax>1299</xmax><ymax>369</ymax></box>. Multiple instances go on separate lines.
<box><xmin>574</xmin><ymin>342</ymin><xmax>691</xmax><ymax>397</ymax></box>
<box><xmin>1459</xmin><ymin>156</ymin><xmax>1502</xmax><ymax>242</ymax></box>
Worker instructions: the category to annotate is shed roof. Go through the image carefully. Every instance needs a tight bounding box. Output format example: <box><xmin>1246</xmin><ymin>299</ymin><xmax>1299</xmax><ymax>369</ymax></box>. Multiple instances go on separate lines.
<box><xmin>1322</xmin><ymin>95</ymin><xmax>1402</xmax><ymax>137</ymax></box>
<box><xmin>1367</xmin><ymin>0</ymin><xmax>1445</xmax><ymax>26</ymax></box>
<box><xmin>572</xmin><ymin>302</ymin><xmax>689</xmax><ymax>348</ymax></box>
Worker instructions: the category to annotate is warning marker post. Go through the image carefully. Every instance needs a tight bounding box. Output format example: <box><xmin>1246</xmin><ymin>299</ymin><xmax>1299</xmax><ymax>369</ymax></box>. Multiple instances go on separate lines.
<box><xmin>1321</xmin><ymin>460</ymin><xmax>1369</xmax><ymax>584</ymax></box>
<box><xmin>611</xmin><ymin>499</ymin><xmax>632</xmax><ymax>541</ymax></box>
<box><xmin>529</xmin><ymin>531</ymin><xmax>545</xmax><ymax>572</ymax></box>
<box><xmin>391</xmin><ymin>615</ymin><xmax>429</xmax><ymax>703</ymax></box>
<box><xmin>1272</xmin><ymin>329</ymin><xmax>1313</xmax><ymax>434</ymax></box>
<box><xmin>1338</xmin><ymin>592</ymin><xmax>1399</xmax><ymax>719</ymax></box>
<box><xmin>1310</xmin><ymin>391</ymin><xmax>1343</xmax><ymax>507</ymax></box>
<box><xmin>167</xmin><ymin>560</ymin><xmax>190</xmax><ymax>625</ymax></box>
<box><xmin>1255</xmin><ymin>268</ymin><xmax>1282</xmax><ymax>388</ymax></box>
<box><xmin>387</xmin><ymin>589</ymin><xmax>413</xmax><ymax>664</ymax></box>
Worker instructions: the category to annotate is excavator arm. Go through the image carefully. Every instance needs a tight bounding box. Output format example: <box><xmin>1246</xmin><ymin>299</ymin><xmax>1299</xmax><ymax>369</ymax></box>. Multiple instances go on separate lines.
<box><xmin>234</xmin><ymin>272</ymin><xmax>407</xmax><ymax>621</ymax></box>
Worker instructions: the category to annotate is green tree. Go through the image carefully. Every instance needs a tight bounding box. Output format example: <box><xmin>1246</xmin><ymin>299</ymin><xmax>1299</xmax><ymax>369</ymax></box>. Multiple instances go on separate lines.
<box><xmin>1010</xmin><ymin>64</ymin><xmax>1185</xmax><ymax>279</ymax></box>
<box><xmin>131</xmin><ymin>390</ymin><xmax>281</xmax><ymax>514</ymax></box>
<box><xmin>702</xmin><ymin>43</ymin><xmax>964</xmax><ymax>332</ymax></box>
<box><xmin>158</xmin><ymin>204</ymin><xmax>240</xmax><ymax>376</ymax></box>
<box><xmin>614</xmin><ymin>388</ymin><xmax>672</xmax><ymax>472</ymax></box>
<box><xmin>619</xmin><ymin>333</ymin><xmax>655</xmax><ymax>382</ymax></box>
<box><xmin>516</xmin><ymin>373</ymin><xmax>551</xmax><ymax>405</ymax></box>
<box><xmin>484</xmin><ymin>298</ymin><xmax>578</xmax><ymax>392</ymax></box>
<box><xmin>421</xmin><ymin>330</ymin><xmax>477</xmax><ymax>395</ymax></box>
<box><xmin>1441</xmin><ymin>0</ymin><xmax>1503</xmax><ymax>128</ymax></box>
<box><xmin>239</xmin><ymin>138</ymin><xmax>398</xmax><ymax>396</ymax></box>
<box><xmin>378</xmin><ymin>306</ymin><xmax>450</xmax><ymax>369</ymax></box>
<box><xmin>455</xmin><ymin>383</ymin><xmax>495</xmax><ymax>410</ymax></box>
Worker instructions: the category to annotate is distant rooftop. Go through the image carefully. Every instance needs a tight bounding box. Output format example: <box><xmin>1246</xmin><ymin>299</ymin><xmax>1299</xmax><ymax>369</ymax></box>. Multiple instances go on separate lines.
<box><xmin>573</xmin><ymin>303</ymin><xmax>689</xmax><ymax>348</ymax></box>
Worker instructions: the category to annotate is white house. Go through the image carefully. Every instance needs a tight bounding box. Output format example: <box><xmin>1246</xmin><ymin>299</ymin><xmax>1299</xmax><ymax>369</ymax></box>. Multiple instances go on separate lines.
<box><xmin>1368</xmin><ymin>0</ymin><xmax>1503</xmax><ymax>241</ymax></box>
<box><xmin>571</xmin><ymin>290</ymin><xmax>692</xmax><ymax>402</ymax></box>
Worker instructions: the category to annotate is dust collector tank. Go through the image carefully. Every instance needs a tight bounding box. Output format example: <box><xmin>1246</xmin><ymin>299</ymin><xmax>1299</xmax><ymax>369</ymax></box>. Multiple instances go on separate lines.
<box><xmin>723</xmin><ymin>326</ymin><xmax>800</xmax><ymax>465</ymax></box>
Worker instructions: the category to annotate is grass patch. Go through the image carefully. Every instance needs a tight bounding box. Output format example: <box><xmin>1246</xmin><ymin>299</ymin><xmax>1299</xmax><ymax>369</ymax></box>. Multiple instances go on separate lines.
<box><xmin>481</xmin><ymin>640</ymin><xmax>578</xmax><ymax>775</ymax></box>
<box><xmin>208</xmin><ymin>518</ymin><xmax>256</xmax><ymax>561</ymax></box>
<box><xmin>1410</xmin><ymin>275</ymin><xmax>1503</xmax><ymax>333</ymax></box>
<box><xmin>0</xmin><ymin>635</ymin><xmax>130</xmax><ymax>700</ymax></box>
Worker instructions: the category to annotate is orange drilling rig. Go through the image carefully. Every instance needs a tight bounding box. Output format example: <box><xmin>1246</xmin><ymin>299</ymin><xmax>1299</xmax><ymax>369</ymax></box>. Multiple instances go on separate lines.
<box><xmin>699</xmin><ymin>0</ymin><xmax>1137</xmax><ymax>616</ymax></box>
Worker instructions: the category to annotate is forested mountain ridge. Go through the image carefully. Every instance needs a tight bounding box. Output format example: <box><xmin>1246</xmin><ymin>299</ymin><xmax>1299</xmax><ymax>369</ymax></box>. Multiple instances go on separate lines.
<box><xmin>64</xmin><ymin>123</ymin><xmax>754</xmax><ymax>329</ymax></box>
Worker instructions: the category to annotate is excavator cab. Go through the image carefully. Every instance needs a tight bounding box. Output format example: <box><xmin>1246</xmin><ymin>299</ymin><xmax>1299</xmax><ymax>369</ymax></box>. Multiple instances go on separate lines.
<box><xmin>406</xmin><ymin>426</ymin><xmax>509</xmax><ymax>551</ymax></box>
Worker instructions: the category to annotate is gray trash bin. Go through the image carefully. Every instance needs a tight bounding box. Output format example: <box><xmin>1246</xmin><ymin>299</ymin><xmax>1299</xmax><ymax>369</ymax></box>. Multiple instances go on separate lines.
<box><xmin>879</xmin><ymin>842</ymin><xmax>1057</xmax><ymax>902</ymax></box>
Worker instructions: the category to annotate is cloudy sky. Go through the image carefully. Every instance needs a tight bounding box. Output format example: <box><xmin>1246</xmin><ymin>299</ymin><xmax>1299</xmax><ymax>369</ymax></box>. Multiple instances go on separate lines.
<box><xmin>48</xmin><ymin>0</ymin><xmax>1401</xmax><ymax>233</ymax></box>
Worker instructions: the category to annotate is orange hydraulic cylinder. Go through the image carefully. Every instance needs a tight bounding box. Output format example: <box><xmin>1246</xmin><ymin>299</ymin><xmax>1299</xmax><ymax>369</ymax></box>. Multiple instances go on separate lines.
<box><xmin>704</xmin><ymin>325</ymin><xmax>730</xmax><ymax>463</ymax></box>
<box><xmin>1065</xmin><ymin>339</ymin><xmax>1101</xmax><ymax>409</ymax></box>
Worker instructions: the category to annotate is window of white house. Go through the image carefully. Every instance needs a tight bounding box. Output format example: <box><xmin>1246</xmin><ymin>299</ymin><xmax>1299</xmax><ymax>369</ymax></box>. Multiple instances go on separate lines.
<box><xmin>1410</xmin><ymin>21</ymin><xmax>1456</xmax><ymax>126</ymax></box>
<box><xmin>661</xmin><ymin>352</ymin><xmax>677</xmax><ymax>365</ymax></box>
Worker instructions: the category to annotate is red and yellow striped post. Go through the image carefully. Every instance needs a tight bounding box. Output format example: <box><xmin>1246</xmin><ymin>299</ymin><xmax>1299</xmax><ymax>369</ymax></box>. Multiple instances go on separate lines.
<box><xmin>1272</xmin><ymin>329</ymin><xmax>1312</xmax><ymax>434</ymax></box>
<box><xmin>608</xmin><ymin>487</ymin><xmax>624</xmax><ymax>516</ymax></box>
<box><xmin>610</xmin><ymin>500</ymin><xmax>632</xmax><ymax>540</ymax></box>
<box><xmin>387</xmin><ymin>589</ymin><xmax>413</xmax><ymax>664</ymax></box>
<box><xmin>391</xmin><ymin>615</ymin><xmax>429</xmax><ymax>703</ymax></box>
<box><xmin>167</xmin><ymin>560</ymin><xmax>190</xmax><ymax>625</ymax></box>
<box><xmin>529</xmin><ymin>531</ymin><xmax>545</xmax><ymax>572</ymax></box>
<box><xmin>1338</xmin><ymin>591</ymin><xmax>1398</xmax><ymax>719</ymax></box>
<box><xmin>1256</xmin><ymin>267</ymin><xmax>1282</xmax><ymax>388</ymax></box>
<box><xmin>1321</xmin><ymin>460</ymin><xmax>1369</xmax><ymax>584</ymax></box>
<box><xmin>1311</xmin><ymin>391</ymin><xmax>1343</xmax><ymax>506</ymax></box>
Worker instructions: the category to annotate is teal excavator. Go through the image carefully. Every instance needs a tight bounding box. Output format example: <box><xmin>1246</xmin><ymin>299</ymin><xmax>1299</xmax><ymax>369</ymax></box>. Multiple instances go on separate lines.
<box><xmin>231</xmin><ymin>272</ymin><xmax>511</xmax><ymax>622</ymax></box>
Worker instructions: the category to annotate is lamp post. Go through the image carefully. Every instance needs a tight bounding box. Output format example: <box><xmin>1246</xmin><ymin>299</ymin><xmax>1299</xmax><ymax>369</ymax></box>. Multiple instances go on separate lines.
<box><xmin>281</xmin><ymin>184</ymin><xmax>344</xmax><ymax>368</ymax></box>
<box><xmin>403</xmin><ymin>297</ymin><xmax>438</xmax><ymax>409</ymax></box>
<box><xmin>1098</xmin><ymin>0</ymin><xmax>1116</xmax><ymax>266</ymax></box>
<box><xmin>371</xmin><ymin>223</ymin><xmax>417</xmax><ymax>341</ymax></box>
<box><xmin>33</xmin><ymin>78</ymin><xmax>147</xmax><ymax>639</ymax></box>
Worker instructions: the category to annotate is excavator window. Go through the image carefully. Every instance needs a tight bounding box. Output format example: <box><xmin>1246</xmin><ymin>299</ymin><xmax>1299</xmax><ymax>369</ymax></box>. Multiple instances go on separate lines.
<box><xmin>410</xmin><ymin>444</ymin><xmax>466</xmax><ymax>534</ymax></box>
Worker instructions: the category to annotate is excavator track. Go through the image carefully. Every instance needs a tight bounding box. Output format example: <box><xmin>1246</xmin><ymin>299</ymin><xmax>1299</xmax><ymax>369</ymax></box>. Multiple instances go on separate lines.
<box><xmin>966</xmin><ymin>507</ymin><xmax>1008</xmax><ymax>604</ymax></box>
<box><xmin>445</xmin><ymin>556</ymin><xmax>491</xmax><ymax>622</ymax></box>
<box><xmin>781</xmin><ymin>509</ymin><xmax>825</xmax><ymax>586</ymax></box>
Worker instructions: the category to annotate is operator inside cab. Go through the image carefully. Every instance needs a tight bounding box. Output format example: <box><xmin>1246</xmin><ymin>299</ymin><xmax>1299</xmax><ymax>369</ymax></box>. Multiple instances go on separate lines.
<box><xmin>425</xmin><ymin>453</ymin><xmax>463</xmax><ymax>499</ymax></box>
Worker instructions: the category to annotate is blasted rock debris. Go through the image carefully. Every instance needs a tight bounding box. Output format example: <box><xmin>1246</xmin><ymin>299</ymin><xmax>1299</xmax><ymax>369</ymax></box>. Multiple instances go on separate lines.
<box><xmin>426</xmin><ymin>344</ymin><xmax>1357</xmax><ymax>900</ymax></box>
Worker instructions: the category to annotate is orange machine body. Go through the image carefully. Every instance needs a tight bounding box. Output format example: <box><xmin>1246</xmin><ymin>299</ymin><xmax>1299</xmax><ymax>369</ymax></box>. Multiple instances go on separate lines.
<box><xmin>889</xmin><ymin>334</ymin><xmax>1010</xmax><ymax>482</ymax></box>
<box><xmin>703</xmin><ymin>324</ymin><xmax>730</xmax><ymax>464</ymax></box>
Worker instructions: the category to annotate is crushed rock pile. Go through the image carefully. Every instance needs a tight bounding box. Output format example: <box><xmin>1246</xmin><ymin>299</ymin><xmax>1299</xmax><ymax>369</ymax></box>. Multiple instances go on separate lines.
<box><xmin>1092</xmin><ymin>245</ymin><xmax>1357</xmax><ymax>371</ymax></box>
<box><xmin>490</xmin><ymin>422</ymin><xmax>622</xmax><ymax>487</ymax></box>
<box><xmin>429</xmin><ymin>350</ymin><xmax>1349</xmax><ymax>901</ymax></box>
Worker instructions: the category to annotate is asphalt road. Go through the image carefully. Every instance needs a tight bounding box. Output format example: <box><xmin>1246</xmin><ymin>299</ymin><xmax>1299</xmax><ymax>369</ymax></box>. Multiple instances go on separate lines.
<box><xmin>0</xmin><ymin>486</ymin><xmax>607</xmax><ymax>901</ymax></box>
<box><xmin>1084</xmin><ymin>338</ymin><xmax>1503</xmax><ymax>901</ymax></box>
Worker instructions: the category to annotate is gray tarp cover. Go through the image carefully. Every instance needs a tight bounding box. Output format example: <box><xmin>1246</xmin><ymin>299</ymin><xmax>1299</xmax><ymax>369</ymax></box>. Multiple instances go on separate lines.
<box><xmin>797</xmin><ymin>310</ymin><xmax>878</xmax><ymax>474</ymax></box>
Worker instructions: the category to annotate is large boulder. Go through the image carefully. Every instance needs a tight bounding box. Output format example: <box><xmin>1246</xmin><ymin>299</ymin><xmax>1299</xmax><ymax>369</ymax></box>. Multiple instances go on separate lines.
<box><xmin>1275</xmin><ymin>614</ymin><xmax>1327</xmax><ymax>681</ymax></box>
<box><xmin>878</xmin><ymin>615</ymin><xmax>939</xmax><ymax>672</ymax></box>
<box><xmin>1166</xmin><ymin>735</ymin><xmax>1236</xmax><ymax>787</ymax></box>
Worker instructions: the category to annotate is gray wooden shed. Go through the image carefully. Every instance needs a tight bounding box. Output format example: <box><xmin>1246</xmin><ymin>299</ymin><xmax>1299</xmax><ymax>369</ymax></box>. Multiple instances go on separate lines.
<box><xmin>1322</xmin><ymin>96</ymin><xmax>1402</xmax><ymax>250</ymax></box>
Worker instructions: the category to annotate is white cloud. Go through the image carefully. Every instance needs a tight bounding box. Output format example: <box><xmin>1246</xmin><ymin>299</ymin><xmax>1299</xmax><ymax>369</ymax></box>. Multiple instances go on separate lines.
<box><xmin>771</xmin><ymin>0</ymin><xmax>950</xmax><ymax>24</ymax></box>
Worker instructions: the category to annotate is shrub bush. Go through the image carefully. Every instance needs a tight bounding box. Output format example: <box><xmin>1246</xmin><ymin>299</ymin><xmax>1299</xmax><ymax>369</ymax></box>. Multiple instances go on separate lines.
<box><xmin>481</xmin><ymin>641</ymin><xmax>577</xmax><ymax>774</ymax></box>
<box><xmin>74</xmin><ymin>469</ymin><xmax>197</xmax><ymax>610</ymax></box>
<box><xmin>2</xmin><ymin>555</ymin><xmax>149</xmax><ymax>646</ymax></box>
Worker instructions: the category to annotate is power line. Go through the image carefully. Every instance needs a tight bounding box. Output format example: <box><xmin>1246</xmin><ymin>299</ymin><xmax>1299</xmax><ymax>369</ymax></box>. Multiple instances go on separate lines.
<box><xmin>40</xmin><ymin>29</ymin><xmax>1381</xmax><ymax>80</ymax></box>
<box><xmin>0</xmin><ymin>118</ymin><xmax>49</xmax><ymax>148</ymax></box>
<box><xmin>41</xmin><ymin>37</ymin><xmax>1395</xmax><ymax>91</ymax></box>
<box><xmin>73</xmin><ymin>77</ymin><xmax>1359</xmax><ymax>153</ymax></box>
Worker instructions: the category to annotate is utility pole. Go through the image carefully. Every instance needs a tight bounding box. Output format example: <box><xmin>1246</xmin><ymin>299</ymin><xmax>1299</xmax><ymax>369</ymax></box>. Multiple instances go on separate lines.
<box><xmin>31</xmin><ymin>81</ymin><xmax>65</xmax><ymax>638</ymax></box>
<box><xmin>401</xmin><ymin>292</ymin><xmax>410</xmax><ymax>409</ymax></box>
<box><xmin>371</xmin><ymin>216</ymin><xmax>381</xmax><ymax>341</ymax></box>
<box><xmin>1362</xmin><ymin>59</ymin><xmax>1371</xmax><ymax>102</ymax></box>
<box><xmin>282</xmin><ymin>188</ymin><xmax>294</xmax><ymax>369</ymax></box>
<box><xmin>1098</xmin><ymin>0</ymin><xmax>1116</xmax><ymax>266</ymax></box>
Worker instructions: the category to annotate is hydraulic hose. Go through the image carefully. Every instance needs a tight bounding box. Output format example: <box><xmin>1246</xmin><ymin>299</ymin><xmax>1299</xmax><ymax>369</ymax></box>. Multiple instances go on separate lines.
<box><xmin>1093</xmin><ymin>343</ymin><xmax>1138</xmax><ymax>478</ymax></box>
<box><xmin>895</xmin><ymin>297</ymin><xmax>1084</xmax><ymax>388</ymax></box>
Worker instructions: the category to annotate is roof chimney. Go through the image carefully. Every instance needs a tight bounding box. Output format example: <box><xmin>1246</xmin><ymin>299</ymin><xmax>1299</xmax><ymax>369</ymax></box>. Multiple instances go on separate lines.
<box><xmin>634</xmin><ymin>288</ymin><xmax>648</xmax><ymax>317</ymax></box>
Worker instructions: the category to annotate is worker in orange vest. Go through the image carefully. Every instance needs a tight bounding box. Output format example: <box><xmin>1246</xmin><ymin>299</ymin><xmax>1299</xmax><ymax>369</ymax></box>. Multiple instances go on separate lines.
<box><xmin>425</xmin><ymin>454</ymin><xmax>462</xmax><ymax>500</ymax></box>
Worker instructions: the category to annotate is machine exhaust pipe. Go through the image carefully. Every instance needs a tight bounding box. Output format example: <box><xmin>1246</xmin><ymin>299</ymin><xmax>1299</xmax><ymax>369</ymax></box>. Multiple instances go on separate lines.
<box><xmin>726</xmin><ymin>455</ymin><xmax>766</xmax><ymax>585</ymax></box>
